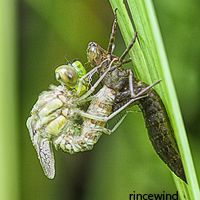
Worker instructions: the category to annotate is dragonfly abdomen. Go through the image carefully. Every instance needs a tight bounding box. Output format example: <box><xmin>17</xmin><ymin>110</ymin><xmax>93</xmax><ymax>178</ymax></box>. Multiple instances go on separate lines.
<box><xmin>79</xmin><ymin>86</ymin><xmax>116</xmax><ymax>149</ymax></box>
<box><xmin>56</xmin><ymin>86</ymin><xmax>116</xmax><ymax>155</ymax></box>
<box><xmin>137</xmin><ymin>85</ymin><xmax>187</xmax><ymax>183</ymax></box>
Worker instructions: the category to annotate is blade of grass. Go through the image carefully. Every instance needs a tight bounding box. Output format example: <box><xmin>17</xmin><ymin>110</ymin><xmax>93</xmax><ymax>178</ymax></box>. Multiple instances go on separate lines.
<box><xmin>0</xmin><ymin>0</ymin><xmax>20</xmax><ymax>199</ymax></box>
<box><xmin>109</xmin><ymin>0</ymin><xmax>200</xmax><ymax>199</ymax></box>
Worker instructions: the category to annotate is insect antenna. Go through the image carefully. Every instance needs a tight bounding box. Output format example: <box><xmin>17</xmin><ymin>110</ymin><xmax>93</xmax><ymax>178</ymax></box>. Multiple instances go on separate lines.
<box><xmin>64</xmin><ymin>56</ymin><xmax>70</xmax><ymax>65</ymax></box>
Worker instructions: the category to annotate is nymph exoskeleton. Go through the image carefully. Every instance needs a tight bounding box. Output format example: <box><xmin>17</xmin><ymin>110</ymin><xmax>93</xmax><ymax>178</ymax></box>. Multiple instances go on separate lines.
<box><xmin>86</xmin><ymin>9</ymin><xmax>187</xmax><ymax>183</ymax></box>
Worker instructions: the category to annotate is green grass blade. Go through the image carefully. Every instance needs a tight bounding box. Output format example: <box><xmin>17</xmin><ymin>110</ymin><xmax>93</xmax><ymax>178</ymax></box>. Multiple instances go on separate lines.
<box><xmin>109</xmin><ymin>0</ymin><xmax>200</xmax><ymax>199</ymax></box>
<box><xmin>0</xmin><ymin>0</ymin><xmax>20</xmax><ymax>199</ymax></box>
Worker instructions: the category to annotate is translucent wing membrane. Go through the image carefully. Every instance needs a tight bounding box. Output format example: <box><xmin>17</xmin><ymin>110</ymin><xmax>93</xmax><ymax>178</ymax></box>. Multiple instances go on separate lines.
<box><xmin>35</xmin><ymin>138</ymin><xmax>55</xmax><ymax>179</ymax></box>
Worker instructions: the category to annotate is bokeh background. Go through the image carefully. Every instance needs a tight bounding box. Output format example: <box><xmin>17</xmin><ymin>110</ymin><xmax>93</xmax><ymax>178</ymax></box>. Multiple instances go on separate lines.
<box><xmin>1</xmin><ymin>0</ymin><xmax>200</xmax><ymax>199</ymax></box>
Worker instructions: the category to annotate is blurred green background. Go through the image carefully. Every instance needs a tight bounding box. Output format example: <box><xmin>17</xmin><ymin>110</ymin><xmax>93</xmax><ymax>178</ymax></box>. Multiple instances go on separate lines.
<box><xmin>1</xmin><ymin>0</ymin><xmax>200</xmax><ymax>199</ymax></box>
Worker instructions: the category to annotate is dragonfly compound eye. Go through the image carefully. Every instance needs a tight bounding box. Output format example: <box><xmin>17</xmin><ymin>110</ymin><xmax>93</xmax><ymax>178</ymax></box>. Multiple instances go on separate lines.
<box><xmin>87</xmin><ymin>42</ymin><xmax>103</xmax><ymax>67</ymax></box>
<box><xmin>55</xmin><ymin>65</ymin><xmax>78</xmax><ymax>87</ymax></box>
<box><xmin>71</xmin><ymin>60</ymin><xmax>86</xmax><ymax>78</ymax></box>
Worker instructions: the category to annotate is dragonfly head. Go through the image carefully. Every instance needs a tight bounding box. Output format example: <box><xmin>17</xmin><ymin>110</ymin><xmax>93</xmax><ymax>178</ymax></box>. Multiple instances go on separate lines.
<box><xmin>87</xmin><ymin>42</ymin><xmax>106</xmax><ymax>67</ymax></box>
<box><xmin>55</xmin><ymin>64</ymin><xmax>78</xmax><ymax>87</ymax></box>
<box><xmin>55</xmin><ymin>61</ymin><xmax>88</xmax><ymax>94</ymax></box>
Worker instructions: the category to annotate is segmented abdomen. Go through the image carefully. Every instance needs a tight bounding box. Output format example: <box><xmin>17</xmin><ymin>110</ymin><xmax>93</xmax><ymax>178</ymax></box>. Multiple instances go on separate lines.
<box><xmin>114</xmin><ymin>77</ymin><xmax>187</xmax><ymax>183</ymax></box>
<box><xmin>78</xmin><ymin>86</ymin><xmax>116</xmax><ymax>150</ymax></box>
<box><xmin>136</xmin><ymin>78</ymin><xmax>187</xmax><ymax>182</ymax></box>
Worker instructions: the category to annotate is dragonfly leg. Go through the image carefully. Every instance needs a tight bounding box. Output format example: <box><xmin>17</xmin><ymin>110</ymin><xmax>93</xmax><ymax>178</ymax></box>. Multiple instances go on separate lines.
<box><xmin>127</xmin><ymin>68</ymin><xmax>135</xmax><ymax>98</ymax></box>
<box><xmin>107</xmin><ymin>8</ymin><xmax>118</xmax><ymax>56</ymax></box>
<box><xmin>122</xmin><ymin>58</ymin><xmax>132</xmax><ymax>65</ymax></box>
<box><xmin>77</xmin><ymin>58</ymin><xmax>118</xmax><ymax>102</ymax></box>
<box><xmin>119</xmin><ymin>31</ymin><xmax>138</xmax><ymax>61</ymax></box>
<box><xmin>77</xmin><ymin>64</ymin><xmax>100</xmax><ymax>95</ymax></box>
<box><xmin>78</xmin><ymin>110</ymin><xmax>108</xmax><ymax>121</ymax></box>
<box><xmin>103</xmin><ymin>109</ymin><xmax>142</xmax><ymax>135</ymax></box>
<box><xmin>102</xmin><ymin>80</ymin><xmax>162</xmax><ymax>121</ymax></box>
<box><xmin>103</xmin><ymin>111</ymin><xmax>128</xmax><ymax>135</ymax></box>
<box><xmin>78</xmin><ymin>94</ymin><xmax>144</xmax><ymax>122</ymax></box>
<box><xmin>77</xmin><ymin>59</ymin><xmax>109</xmax><ymax>96</ymax></box>
<box><xmin>79</xmin><ymin>80</ymin><xmax>161</xmax><ymax>122</ymax></box>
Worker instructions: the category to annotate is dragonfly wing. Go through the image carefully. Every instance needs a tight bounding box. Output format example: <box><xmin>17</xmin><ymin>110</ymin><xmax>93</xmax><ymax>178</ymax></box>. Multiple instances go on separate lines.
<box><xmin>27</xmin><ymin>114</ymin><xmax>55</xmax><ymax>179</ymax></box>
<box><xmin>34</xmin><ymin>137</ymin><xmax>55</xmax><ymax>179</ymax></box>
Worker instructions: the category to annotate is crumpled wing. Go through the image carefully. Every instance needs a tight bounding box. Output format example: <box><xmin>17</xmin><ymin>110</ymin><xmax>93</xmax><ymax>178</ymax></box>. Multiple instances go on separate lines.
<box><xmin>27</xmin><ymin>116</ymin><xmax>55</xmax><ymax>179</ymax></box>
<box><xmin>34</xmin><ymin>137</ymin><xmax>55</xmax><ymax>179</ymax></box>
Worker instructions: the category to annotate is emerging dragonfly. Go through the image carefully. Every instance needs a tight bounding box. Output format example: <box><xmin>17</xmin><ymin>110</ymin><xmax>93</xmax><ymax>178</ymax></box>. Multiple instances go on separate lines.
<box><xmin>26</xmin><ymin>60</ymin><xmax>91</xmax><ymax>178</ymax></box>
<box><xmin>86</xmin><ymin>9</ymin><xmax>187</xmax><ymax>183</ymax></box>
<box><xmin>26</xmin><ymin>60</ymin><xmax>150</xmax><ymax>179</ymax></box>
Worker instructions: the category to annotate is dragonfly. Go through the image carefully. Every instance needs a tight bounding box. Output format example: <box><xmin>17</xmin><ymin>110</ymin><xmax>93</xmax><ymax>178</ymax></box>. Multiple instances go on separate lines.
<box><xmin>26</xmin><ymin>60</ymin><xmax>150</xmax><ymax>179</ymax></box>
<box><xmin>26</xmin><ymin>60</ymin><xmax>92</xmax><ymax>178</ymax></box>
<box><xmin>86</xmin><ymin>9</ymin><xmax>187</xmax><ymax>183</ymax></box>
